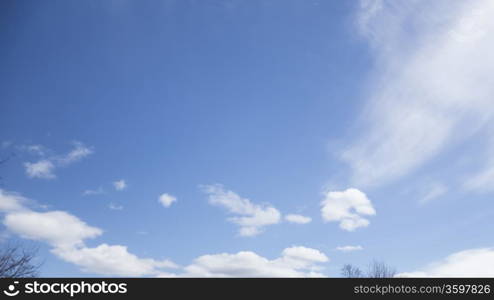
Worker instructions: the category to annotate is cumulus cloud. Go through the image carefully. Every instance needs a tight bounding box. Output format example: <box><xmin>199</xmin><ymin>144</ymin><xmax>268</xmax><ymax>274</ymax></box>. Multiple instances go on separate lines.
<box><xmin>336</xmin><ymin>245</ymin><xmax>364</xmax><ymax>252</ymax></box>
<box><xmin>285</xmin><ymin>214</ymin><xmax>312</xmax><ymax>224</ymax></box>
<box><xmin>158</xmin><ymin>193</ymin><xmax>177</xmax><ymax>208</ymax></box>
<box><xmin>342</xmin><ymin>0</ymin><xmax>494</xmax><ymax>187</ymax></box>
<box><xmin>113</xmin><ymin>180</ymin><xmax>127</xmax><ymax>191</ymax></box>
<box><xmin>52</xmin><ymin>244</ymin><xmax>178</xmax><ymax>277</ymax></box>
<box><xmin>108</xmin><ymin>203</ymin><xmax>123</xmax><ymax>210</ymax></box>
<box><xmin>3</xmin><ymin>210</ymin><xmax>102</xmax><ymax>248</ymax></box>
<box><xmin>397</xmin><ymin>248</ymin><xmax>494</xmax><ymax>277</ymax></box>
<box><xmin>201</xmin><ymin>184</ymin><xmax>281</xmax><ymax>237</ymax></box>
<box><xmin>0</xmin><ymin>189</ymin><xmax>27</xmax><ymax>212</ymax></box>
<box><xmin>321</xmin><ymin>188</ymin><xmax>376</xmax><ymax>231</ymax></box>
<box><xmin>183</xmin><ymin>246</ymin><xmax>328</xmax><ymax>277</ymax></box>
<box><xmin>0</xmin><ymin>189</ymin><xmax>177</xmax><ymax>277</ymax></box>
<box><xmin>24</xmin><ymin>160</ymin><xmax>56</xmax><ymax>179</ymax></box>
<box><xmin>23</xmin><ymin>142</ymin><xmax>93</xmax><ymax>180</ymax></box>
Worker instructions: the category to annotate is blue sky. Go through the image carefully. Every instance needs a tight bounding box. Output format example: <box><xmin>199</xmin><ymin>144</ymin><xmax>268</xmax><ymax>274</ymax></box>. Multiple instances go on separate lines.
<box><xmin>1</xmin><ymin>0</ymin><xmax>494</xmax><ymax>277</ymax></box>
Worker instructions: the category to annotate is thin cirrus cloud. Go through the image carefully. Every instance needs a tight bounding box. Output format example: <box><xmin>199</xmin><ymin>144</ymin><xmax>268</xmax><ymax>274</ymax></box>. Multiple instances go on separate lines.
<box><xmin>320</xmin><ymin>188</ymin><xmax>376</xmax><ymax>231</ymax></box>
<box><xmin>201</xmin><ymin>184</ymin><xmax>281</xmax><ymax>237</ymax></box>
<box><xmin>397</xmin><ymin>248</ymin><xmax>494</xmax><ymax>277</ymax></box>
<box><xmin>23</xmin><ymin>142</ymin><xmax>93</xmax><ymax>179</ymax></box>
<box><xmin>284</xmin><ymin>214</ymin><xmax>312</xmax><ymax>224</ymax></box>
<box><xmin>158</xmin><ymin>193</ymin><xmax>177</xmax><ymax>208</ymax></box>
<box><xmin>336</xmin><ymin>245</ymin><xmax>363</xmax><ymax>252</ymax></box>
<box><xmin>341</xmin><ymin>0</ymin><xmax>494</xmax><ymax>188</ymax></box>
<box><xmin>0</xmin><ymin>189</ymin><xmax>178</xmax><ymax>277</ymax></box>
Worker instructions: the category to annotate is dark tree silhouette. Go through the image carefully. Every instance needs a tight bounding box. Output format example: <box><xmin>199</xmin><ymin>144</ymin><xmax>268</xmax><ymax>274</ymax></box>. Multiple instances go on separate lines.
<box><xmin>341</xmin><ymin>264</ymin><xmax>363</xmax><ymax>278</ymax></box>
<box><xmin>341</xmin><ymin>261</ymin><xmax>396</xmax><ymax>278</ymax></box>
<box><xmin>366</xmin><ymin>260</ymin><xmax>397</xmax><ymax>278</ymax></box>
<box><xmin>0</xmin><ymin>242</ymin><xmax>40</xmax><ymax>278</ymax></box>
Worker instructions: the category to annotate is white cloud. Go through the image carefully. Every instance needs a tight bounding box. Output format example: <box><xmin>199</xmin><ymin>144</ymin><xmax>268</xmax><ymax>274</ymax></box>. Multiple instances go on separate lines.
<box><xmin>21</xmin><ymin>144</ymin><xmax>47</xmax><ymax>156</ymax></box>
<box><xmin>419</xmin><ymin>183</ymin><xmax>447</xmax><ymax>205</ymax></box>
<box><xmin>113</xmin><ymin>180</ymin><xmax>127</xmax><ymax>191</ymax></box>
<box><xmin>464</xmin><ymin>163</ymin><xmax>494</xmax><ymax>192</ymax></box>
<box><xmin>285</xmin><ymin>214</ymin><xmax>312</xmax><ymax>224</ymax></box>
<box><xmin>108</xmin><ymin>203</ymin><xmax>123</xmax><ymax>210</ymax></box>
<box><xmin>342</xmin><ymin>0</ymin><xmax>494</xmax><ymax>187</ymax></box>
<box><xmin>201</xmin><ymin>184</ymin><xmax>281</xmax><ymax>237</ymax></box>
<box><xmin>1</xmin><ymin>141</ymin><xmax>12</xmax><ymax>149</ymax></box>
<box><xmin>321</xmin><ymin>188</ymin><xmax>376</xmax><ymax>231</ymax></box>
<box><xmin>24</xmin><ymin>160</ymin><xmax>56</xmax><ymax>179</ymax></box>
<box><xmin>1</xmin><ymin>190</ymin><xmax>331</xmax><ymax>277</ymax></box>
<box><xmin>23</xmin><ymin>142</ymin><xmax>93</xmax><ymax>180</ymax></box>
<box><xmin>0</xmin><ymin>189</ymin><xmax>178</xmax><ymax>277</ymax></box>
<box><xmin>83</xmin><ymin>187</ymin><xmax>105</xmax><ymax>196</ymax></box>
<box><xmin>336</xmin><ymin>245</ymin><xmax>364</xmax><ymax>252</ymax></box>
<box><xmin>57</xmin><ymin>142</ymin><xmax>93</xmax><ymax>165</ymax></box>
<box><xmin>397</xmin><ymin>248</ymin><xmax>494</xmax><ymax>277</ymax></box>
<box><xmin>158</xmin><ymin>193</ymin><xmax>176</xmax><ymax>208</ymax></box>
<box><xmin>52</xmin><ymin>244</ymin><xmax>178</xmax><ymax>277</ymax></box>
<box><xmin>3</xmin><ymin>210</ymin><xmax>102</xmax><ymax>247</ymax></box>
<box><xmin>183</xmin><ymin>246</ymin><xmax>328</xmax><ymax>277</ymax></box>
<box><xmin>0</xmin><ymin>189</ymin><xmax>27</xmax><ymax>212</ymax></box>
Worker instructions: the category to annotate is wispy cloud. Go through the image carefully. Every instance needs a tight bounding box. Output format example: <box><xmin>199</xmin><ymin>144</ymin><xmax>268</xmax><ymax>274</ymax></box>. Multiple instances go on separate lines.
<box><xmin>24</xmin><ymin>160</ymin><xmax>56</xmax><ymax>179</ymax></box>
<box><xmin>336</xmin><ymin>245</ymin><xmax>363</xmax><ymax>252</ymax></box>
<box><xmin>342</xmin><ymin>0</ymin><xmax>494</xmax><ymax>187</ymax></box>
<box><xmin>23</xmin><ymin>141</ymin><xmax>93</xmax><ymax>180</ymax></box>
<box><xmin>397</xmin><ymin>247</ymin><xmax>494</xmax><ymax>277</ymax></box>
<box><xmin>108</xmin><ymin>203</ymin><xmax>123</xmax><ymax>210</ymax></box>
<box><xmin>0</xmin><ymin>189</ymin><xmax>178</xmax><ymax>277</ymax></box>
<box><xmin>83</xmin><ymin>187</ymin><xmax>105</xmax><ymax>196</ymax></box>
<box><xmin>419</xmin><ymin>183</ymin><xmax>447</xmax><ymax>205</ymax></box>
<box><xmin>201</xmin><ymin>184</ymin><xmax>281</xmax><ymax>237</ymax></box>
<box><xmin>285</xmin><ymin>214</ymin><xmax>312</xmax><ymax>224</ymax></box>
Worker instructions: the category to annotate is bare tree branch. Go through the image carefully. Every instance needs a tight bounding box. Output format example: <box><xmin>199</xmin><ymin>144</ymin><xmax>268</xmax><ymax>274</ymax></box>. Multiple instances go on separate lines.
<box><xmin>0</xmin><ymin>242</ymin><xmax>40</xmax><ymax>278</ymax></box>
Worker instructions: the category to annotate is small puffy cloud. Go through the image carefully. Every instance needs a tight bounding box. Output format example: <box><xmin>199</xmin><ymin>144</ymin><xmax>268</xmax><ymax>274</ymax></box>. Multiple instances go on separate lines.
<box><xmin>321</xmin><ymin>188</ymin><xmax>376</xmax><ymax>231</ymax></box>
<box><xmin>336</xmin><ymin>245</ymin><xmax>364</xmax><ymax>252</ymax></box>
<box><xmin>201</xmin><ymin>184</ymin><xmax>281</xmax><ymax>237</ymax></box>
<box><xmin>158</xmin><ymin>193</ymin><xmax>177</xmax><ymax>208</ymax></box>
<box><xmin>285</xmin><ymin>214</ymin><xmax>312</xmax><ymax>224</ymax></box>
<box><xmin>52</xmin><ymin>244</ymin><xmax>178</xmax><ymax>277</ymax></box>
<box><xmin>24</xmin><ymin>160</ymin><xmax>56</xmax><ymax>179</ymax></box>
<box><xmin>397</xmin><ymin>248</ymin><xmax>494</xmax><ymax>277</ymax></box>
<box><xmin>3</xmin><ymin>210</ymin><xmax>102</xmax><ymax>247</ymax></box>
<box><xmin>113</xmin><ymin>180</ymin><xmax>127</xmax><ymax>191</ymax></box>
<box><xmin>183</xmin><ymin>246</ymin><xmax>328</xmax><ymax>277</ymax></box>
